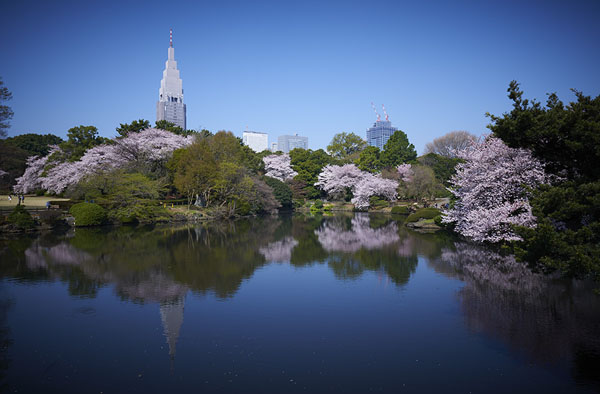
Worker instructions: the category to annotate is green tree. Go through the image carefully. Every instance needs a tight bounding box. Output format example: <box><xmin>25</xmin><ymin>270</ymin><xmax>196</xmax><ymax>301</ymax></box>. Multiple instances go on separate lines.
<box><xmin>0</xmin><ymin>140</ymin><xmax>29</xmax><ymax>193</ymax></box>
<box><xmin>355</xmin><ymin>146</ymin><xmax>382</xmax><ymax>173</ymax></box>
<box><xmin>264</xmin><ymin>176</ymin><xmax>293</xmax><ymax>209</ymax></box>
<box><xmin>380</xmin><ymin>130</ymin><xmax>417</xmax><ymax>167</ymax></box>
<box><xmin>0</xmin><ymin>77</ymin><xmax>13</xmax><ymax>138</ymax></box>
<box><xmin>155</xmin><ymin>120</ymin><xmax>196</xmax><ymax>136</ymax></box>
<box><xmin>488</xmin><ymin>81</ymin><xmax>600</xmax><ymax>280</ymax></box>
<box><xmin>489</xmin><ymin>81</ymin><xmax>600</xmax><ymax>181</ymax></box>
<box><xmin>56</xmin><ymin>125</ymin><xmax>109</xmax><ymax>162</ymax></box>
<box><xmin>418</xmin><ymin>153</ymin><xmax>462</xmax><ymax>187</ymax></box>
<box><xmin>116</xmin><ymin>119</ymin><xmax>151</xmax><ymax>138</ymax></box>
<box><xmin>289</xmin><ymin>148</ymin><xmax>332</xmax><ymax>199</ymax></box>
<box><xmin>326</xmin><ymin>132</ymin><xmax>367</xmax><ymax>161</ymax></box>
<box><xmin>4</xmin><ymin>133</ymin><xmax>64</xmax><ymax>156</ymax></box>
<box><xmin>172</xmin><ymin>140</ymin><xmax>219</xmax><ymax>207</ymax></box>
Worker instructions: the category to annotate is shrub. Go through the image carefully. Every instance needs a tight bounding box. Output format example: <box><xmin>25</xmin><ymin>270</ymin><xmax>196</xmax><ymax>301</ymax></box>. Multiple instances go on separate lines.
<box><xmin>7</xmin><ymin>205</ymin><xmax>36</xmax><ymax>229</ymax></box>
<box><xmin>406</xmin><ymin>207</ymin><xmax>441</xmax><ymax>223</ymax></box>
<box><xmin>369</xmin><ymin>196</ymin><xmax>388</xmax><ymax>210</ymax></box>
<box><xmin>109</xmin><ymin>203</ymin><xmax>171</xmax><ymax>224</ymax></box>
<box><xmin>391</xmin><ymin>206</ymin><xmax>409</xmax><ymax>215</ymax></box>
<box><xmin>70</xmin><ymin>202</ymin><xmax>107</xmax><ymax>227</ymax></box>
<box><xmin>310</xmin><ymin>200</ymin><xmax>324</xmax><ymax>213</ymax></box>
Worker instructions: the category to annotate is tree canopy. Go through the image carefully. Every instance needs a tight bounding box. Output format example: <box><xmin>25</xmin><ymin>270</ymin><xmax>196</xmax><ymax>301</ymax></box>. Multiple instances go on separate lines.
<box><xmin>4</xmin><ymin>133</ymin><xmax>64</xmax><ymax>157</ymax></box>
<box><xmin>488</xmin><ymin>81</ymin><xmax>600</xmax><ymax>279</ymax></box>
<box><xmin>0</xmin><ymin>77</ymin><xmax>13</xmax><ymax>138</ymax></box>
<box><xmin>425</xmin><ymin>130</ymin><xmax>477</xmax><ymax>158</ymax></box>
<box><xmin>116</xmin><ymin>119</ymin><xmax>151</xmax><ymax>138</ymax></box>
<box><xmin>326</xmin><ymin>132</ymin><xmax>367</xmax><ymax>161</ymax></box>
<box><xmin>380</xmin><ymin>130</ymin><xmax>417</xmax><ymax>167</ymax></box>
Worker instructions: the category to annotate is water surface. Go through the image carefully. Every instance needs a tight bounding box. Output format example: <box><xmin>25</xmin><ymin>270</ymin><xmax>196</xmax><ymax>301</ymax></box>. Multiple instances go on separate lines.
<box><xmin>0</xmin><ymin>213</ymin><xmax>598</xmax><ymax>393</ymax></box>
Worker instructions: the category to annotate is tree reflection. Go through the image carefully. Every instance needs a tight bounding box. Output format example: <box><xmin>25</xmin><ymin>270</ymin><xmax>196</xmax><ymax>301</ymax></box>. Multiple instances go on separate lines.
<box><xmin>431</xmin><ymin>242</ymin><xmax>600</xmax><ymax>390</ymax></box>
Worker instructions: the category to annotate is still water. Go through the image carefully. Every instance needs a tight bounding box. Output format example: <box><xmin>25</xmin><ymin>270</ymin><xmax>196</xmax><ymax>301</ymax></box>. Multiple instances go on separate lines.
<box><xmin>0</xmin><ymin>213</ymin><xmax>598</xmax><ymax>393</ymax></box>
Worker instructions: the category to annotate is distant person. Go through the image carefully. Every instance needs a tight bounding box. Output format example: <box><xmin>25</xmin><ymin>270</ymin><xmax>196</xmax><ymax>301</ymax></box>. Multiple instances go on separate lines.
<box><xmin>46</xmin><ymin>201</ymin><xmax>51</xmax><ymax>210</ymax></box>
<box><xmin>7</xmin><ymin>195</ymin><xmax>11</xmax><ymax>202</ymax></box>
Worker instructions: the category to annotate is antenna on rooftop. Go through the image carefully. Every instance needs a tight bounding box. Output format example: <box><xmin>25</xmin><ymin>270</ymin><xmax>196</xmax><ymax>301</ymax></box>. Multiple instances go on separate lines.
<box><xmin>382</xmin><ymin>104</ymin><xmax>389</xmax><ymax>121</ymax></box>
<box><xmin>371</xmin><ymin>102</ymin><xmax>381</xmax><ymax>122</ymax></box>
<box><xmin>169</xmin><ymin>29</ymin><xmax>173</xmax><ymax>47</ymax></box>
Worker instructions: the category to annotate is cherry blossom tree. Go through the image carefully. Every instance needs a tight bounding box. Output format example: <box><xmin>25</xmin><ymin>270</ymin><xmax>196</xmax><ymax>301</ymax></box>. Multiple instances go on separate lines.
<box><xmin>315</xmin><ymin>164</ymin><xmax>398</xmax><ymax>209</ymax></box>
<box><xmin>397</xmin><ymin>164</ymin><xmax>414</xmax><ymax>183</ymax></box>
<box><xmin>14</xmin><ymin>128</ymin><xmax>192</xmax><ymax>194</ymax></box>
<box><xmin>351</xmin><ymin>173</ymin><xmax>398</xmax><ymax>209</ymax></box>
<box><xmin>13</xmin><ymin>148</ymin><xmax>56</xmax><ymax>193</ymax></box>
<box><xmin>442</xmin><ymin>136</ymin><xmax>548</xmax><ymax>242</ymax></box>
<box><xmin>315</xmin><ymin>164</ymin><xmax>363</xmax><ymax>197</ymax></box>
<box><xmin>263</xmin><ymin>154</ymin><xmax>297</xmax><ymax>182</ymax></box>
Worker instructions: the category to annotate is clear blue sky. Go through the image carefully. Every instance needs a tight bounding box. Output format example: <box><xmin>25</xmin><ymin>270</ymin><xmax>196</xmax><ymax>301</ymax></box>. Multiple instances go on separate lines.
<box><xmin>2</xmin><ymin>0</ymin><xmax>599</xmax><ymax>154</ymax></box>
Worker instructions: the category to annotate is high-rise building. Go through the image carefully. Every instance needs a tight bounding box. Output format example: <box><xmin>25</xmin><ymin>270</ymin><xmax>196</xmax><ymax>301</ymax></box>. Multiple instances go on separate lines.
<box><xmin>157</xmin><ymin>29</ymin><xmax>186</xmax><ymax>129</ymax></box>
<box><xmin>242</xmin><ymin>131</ymin><xmax>268</xmax><ymax>152</ymax></box>
<box><xmin>270</xmin><ymin>142</ymin><xmax>278</xmax><ymax>152</ymax></box>
<box><xmin>366</xmin><ymin>104</ymin><xmax>396</xmax><ymax>150</ymax></box>
<box><xmin>277</xmin><ymin>134</ymin><xmax>308</xmax><ymax>153</ymax></box>
<box><xmin>366</xmin><ymin>120</ymin><xmax>396</xmax><ymax>150</ymax></box>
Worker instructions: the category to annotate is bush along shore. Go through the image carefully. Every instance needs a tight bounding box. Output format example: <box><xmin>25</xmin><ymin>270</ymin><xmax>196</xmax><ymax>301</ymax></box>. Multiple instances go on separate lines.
<box><xmin>0</xmin><ymin>197</ymin><xmax>444</xmax><ymax>233</ymax></box>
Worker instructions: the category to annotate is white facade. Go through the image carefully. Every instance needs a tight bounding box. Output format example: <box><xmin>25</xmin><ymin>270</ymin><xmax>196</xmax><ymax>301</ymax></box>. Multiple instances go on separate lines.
<box><xmin>243</xmin><ymin>131</ymin><xmax>269</xmax><ymax>152</ymax></box>
<box><xmin>157</xmin><ymin>30</ymin><xmax>186</xmax><ymax>129</ymax></box>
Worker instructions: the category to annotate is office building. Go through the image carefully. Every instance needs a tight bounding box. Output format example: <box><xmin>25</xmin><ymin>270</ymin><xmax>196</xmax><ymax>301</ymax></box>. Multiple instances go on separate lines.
<box><xmin>157</xmin><ymin>29</ymin><xmax>186</xmax><ymax>129</ymax></box>
<box><xmin>242</xmin><ymin>131</ymin><xmax>269</xmax><ymax>152</ymax></box>
<box><xmin>277</xmin><ymin>134</ymin><xmax>308</xmax><ymax>153</ymax></box>
<box><xmin>366</xmin><ymin>120</ymin><xmax>396</xmax><ymax>150</ymax></box>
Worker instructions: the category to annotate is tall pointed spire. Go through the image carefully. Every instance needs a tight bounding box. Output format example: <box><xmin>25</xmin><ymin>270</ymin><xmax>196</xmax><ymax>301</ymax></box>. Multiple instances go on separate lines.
<box><xmin>157</xmin><ymin>28</ymin><xmax>186</xmax><ymax>129</ymax></box>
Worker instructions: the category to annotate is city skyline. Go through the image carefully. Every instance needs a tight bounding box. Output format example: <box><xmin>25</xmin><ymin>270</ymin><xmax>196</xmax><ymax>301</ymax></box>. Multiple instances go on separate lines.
<box><xmin>2</xmin><ymin>0</ymin><xmax>600</xmax><ymax>154</ymax></box>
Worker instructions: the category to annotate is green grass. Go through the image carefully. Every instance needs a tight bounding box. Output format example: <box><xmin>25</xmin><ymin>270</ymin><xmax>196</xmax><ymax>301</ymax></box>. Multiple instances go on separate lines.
<box><xmin>0</xmin><ymin>195</ymin><xmax>69</xmax><ymax>209</ymax></box>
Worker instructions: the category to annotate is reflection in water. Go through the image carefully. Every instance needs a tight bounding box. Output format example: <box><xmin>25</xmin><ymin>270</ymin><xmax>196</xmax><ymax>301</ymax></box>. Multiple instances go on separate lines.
<box><xmin>259</xmin><ymin>237</ymin><xmax>298</xmax><ymax>262</ymax></box>
<box><xmin>160</xmin><ymin>299</ymin><xmax>185</xmax><ymax>360</ymax></box>
<box><xmin>315</xmin><ymin>214</ymin><xmax>400</xmax><ymax>252</ymax></box>
<box><xmin>431</xmin><ymin>242</ymin><xmax>600</xmax><ymax>390</ymax></box>
<box><xmin>1</xmin><ymin>214</ymin><xmax>598</xmax><ymax>391</ymax></box>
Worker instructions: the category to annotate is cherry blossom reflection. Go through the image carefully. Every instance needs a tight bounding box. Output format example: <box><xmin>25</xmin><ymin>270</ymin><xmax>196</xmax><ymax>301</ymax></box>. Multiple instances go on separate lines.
<box><xmin>432</xmin><ymin>242</ymin><xmax>600</xmax><ymax>389</ymax></box>
<box><xmin>315</xmin><ymin>214</ymin><xmax>400</xmax><ymax>253</ymax></box>
<box><xmin>259</xmin><ymin>237</ymin><xmax>298</xmax><ymax>262</ymax></box>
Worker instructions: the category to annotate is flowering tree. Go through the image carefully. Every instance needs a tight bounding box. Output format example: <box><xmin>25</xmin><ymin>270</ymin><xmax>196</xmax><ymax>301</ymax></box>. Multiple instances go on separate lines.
<box><xmin>397</xmin><ymin>164</ymin><xmax>414</xmax><ymax>183</ymax></box>
<box><xmin>315</xmin><ymin>164</ymin><xmax>398</xmax><ymax>209</ymax></box>
<box><xmin>315</xmin><ymin>164</ymin><xmax>363</xmax><ymax>197</ymax></box>
<box><xmin>442</xmin><ymin>137</ymin><xmax>548</xmax><ymax>242</ymax></box>
<box><xmin>15</xmin><ymin>128</ymin><xmax>192</xmax><ymax>194</ymax></box>
<box><xmin>263</xmin><ymin>154</ymin><xmax>297</xmax><ymax>182</ymax></box>
<box><xmin>13</xmin><ymin>149</ymin><xmax>55</xmax><ymax>193</ymax></box>
<box><xmin>351</xmin><ymin>173</ymin><xmax>398</xmax><ymax>209</ymax></box>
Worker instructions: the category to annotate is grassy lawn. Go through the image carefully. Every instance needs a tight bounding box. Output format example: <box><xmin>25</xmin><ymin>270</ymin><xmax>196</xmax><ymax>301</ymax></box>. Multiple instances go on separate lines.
<box><xmin>0</xmin><ymin>195</ymin><xmax>69</xmax><ymax>210</ymax></box>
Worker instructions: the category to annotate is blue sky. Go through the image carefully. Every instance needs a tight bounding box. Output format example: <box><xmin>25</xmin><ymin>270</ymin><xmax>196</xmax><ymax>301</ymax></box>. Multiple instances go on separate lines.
<box><xmin>2</xmin><ymin>0</ymin><xmax>599</xmax><ymax>154</ymax></box>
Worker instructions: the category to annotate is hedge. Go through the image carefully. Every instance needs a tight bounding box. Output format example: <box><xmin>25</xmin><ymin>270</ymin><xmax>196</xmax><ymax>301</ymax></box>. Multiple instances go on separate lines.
<box><xmin>406</xmin><ymin>208</ymin><xmax>441</xmax><ymax>223</ymax></box>
<box><xmin>70</xmin><ymin>202</ymin><xmax>107</xmax><ymax>226</ymax></box>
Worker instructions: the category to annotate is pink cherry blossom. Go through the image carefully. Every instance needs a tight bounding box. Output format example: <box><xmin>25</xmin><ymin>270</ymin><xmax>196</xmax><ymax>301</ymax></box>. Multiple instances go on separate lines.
<box><xmin>442</xmin><ymin>136</ymin><xmax>548</xmax><ymax>242</ymax></box>
<box><xmin>263</xmin><ymin>154</ymin><xmax>297</xmax><ymax>181</ymax></box>
<box><xmin>14</xmin><ymin>128</ymin><xmax>193</xmax><ymax>194</ymax></box>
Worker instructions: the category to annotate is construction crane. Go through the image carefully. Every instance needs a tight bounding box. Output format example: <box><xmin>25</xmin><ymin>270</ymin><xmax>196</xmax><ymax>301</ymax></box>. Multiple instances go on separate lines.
<box><xmin>371</xmin><ymin>102</ymin><xmax>381</xmax><ymax>122</ymax></box>
<box><xmin>382</xmin><ymin>104</ymin><xmax>389</xmax><ymax>121</ymax></box>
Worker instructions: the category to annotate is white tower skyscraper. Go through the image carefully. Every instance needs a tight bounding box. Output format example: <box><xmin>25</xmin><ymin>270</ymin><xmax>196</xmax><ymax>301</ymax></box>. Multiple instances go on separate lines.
<box><xmin>157</xmin><ymin>29</ymin><xmax>186</xmax><ymax>129</ymax></box>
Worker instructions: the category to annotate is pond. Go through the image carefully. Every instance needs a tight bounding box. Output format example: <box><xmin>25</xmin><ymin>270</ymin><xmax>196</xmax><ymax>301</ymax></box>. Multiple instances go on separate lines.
<box><xmin>0</xmin><ymin>213</ymin><xmax>598</xmax><ymax>393</ymax></box>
